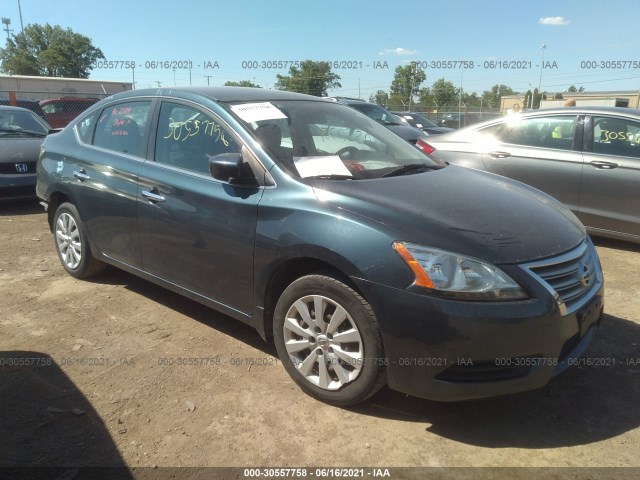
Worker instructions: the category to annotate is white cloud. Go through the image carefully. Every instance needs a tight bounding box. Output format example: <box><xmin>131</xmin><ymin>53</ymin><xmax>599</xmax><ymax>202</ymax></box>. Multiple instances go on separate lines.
<box><xmin>539</xmin><ymin>16</ymin><xmax>571</xmax><ymax>26</ymax></box>
<box><xmin>378</xmin><ymin>47</ymin><xmax>419</xmax><ymax>56</ymax></box>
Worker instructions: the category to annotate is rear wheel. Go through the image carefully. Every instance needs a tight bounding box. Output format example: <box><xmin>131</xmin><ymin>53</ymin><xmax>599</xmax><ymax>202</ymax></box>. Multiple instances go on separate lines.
<box><xmin>53</xmin><ymin>202</ymin><xmax>106</xmax><ymax>278</ymax></box>
<box><xmin>273</xmin><ymin>274</ymin><xmax>386</xmax><ymax>406</ymax></box>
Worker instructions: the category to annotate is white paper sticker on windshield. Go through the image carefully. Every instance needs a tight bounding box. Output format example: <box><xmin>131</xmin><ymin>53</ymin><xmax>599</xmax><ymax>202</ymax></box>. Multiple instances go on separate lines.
<box><xmin>293</xmin><ymin>156</ymin><xmax>353</xmax><ymax>178</ymax></box>
<box><xmin>230</xmin><ymin>102</ymin><xmax>287</xmax><ymax>123</ymax></box>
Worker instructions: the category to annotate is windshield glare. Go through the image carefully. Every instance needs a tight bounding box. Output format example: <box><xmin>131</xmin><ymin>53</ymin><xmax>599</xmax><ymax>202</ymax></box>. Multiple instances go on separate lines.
<box><xmin>0</xmin><ymin>110</ymin><xmax>49</xmax><ymax>135</ymax></box>
<box><xmin>404</xmin><ymin>113</ymin><xmax>438</xmax><ymax>128</ymax></box>
<box><xmin>230</xmin><ymin>100</ymin><xmax>440</xmax><ymax>180</ymax></box>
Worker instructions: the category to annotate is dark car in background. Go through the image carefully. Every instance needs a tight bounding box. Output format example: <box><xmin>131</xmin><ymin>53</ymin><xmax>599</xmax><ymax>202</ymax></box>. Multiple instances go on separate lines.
<box><xmin>0</xmin><ymin>98</ymin><xmax>46</xmax><ymax>119</ymax></box>
<box><xmin>39</xmin><ymin>97</ymin><xmax>100</xmax><ymax>129</ymax></box>
<box><xmin>392</xmin><ymin>111</ymin><xmax>454</xmax><ymax>135</ymax></box>
<box><xmin>425</xmin><ymin>106</ymin><xmax>640</xmax><ymax>244</ymax></box>
<box><xmin>0</xmin><ymin>105</ymin><xmax>51</xmax><ymax>200</ymax></box>
<box><xmin>37</xmin><ymin>87</ymin><xmax>603</xmax><ymax>406</ymax></box>
<box><xmin>327</xmin><ymin>97</ymin><xmax>432</xmax><ymax>153</ymax></box>
<box><xmin>439</xmin><ymin>111</ymin><xmax>482</xmax><ymax>129</ymax></box>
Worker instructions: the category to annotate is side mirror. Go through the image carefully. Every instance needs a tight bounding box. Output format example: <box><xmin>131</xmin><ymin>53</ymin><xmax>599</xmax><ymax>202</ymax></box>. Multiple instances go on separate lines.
<box><xmin>208</xmin><ymin>152</ymin><xmax>244</xmax><ymax>184</ymax></box>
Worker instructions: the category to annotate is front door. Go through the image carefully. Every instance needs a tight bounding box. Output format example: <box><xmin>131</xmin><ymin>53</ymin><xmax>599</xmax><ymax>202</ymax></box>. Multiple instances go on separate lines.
<box><xmin>137</xmin><ymin>101</ymin><xmax>263</xmax><ymax>316</ymax></box>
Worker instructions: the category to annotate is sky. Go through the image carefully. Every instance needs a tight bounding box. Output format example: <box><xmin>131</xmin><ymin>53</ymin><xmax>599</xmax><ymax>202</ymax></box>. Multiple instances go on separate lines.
<box><xmin>2</xmin><ymin>0</ymin><xmax>640</xmax><ymax>103</ymax></box>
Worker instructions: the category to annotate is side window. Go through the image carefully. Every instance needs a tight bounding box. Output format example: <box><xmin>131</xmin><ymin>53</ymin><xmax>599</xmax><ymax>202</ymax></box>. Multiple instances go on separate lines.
<box><xmin>500</xmin><ymin>115</ymin><xmax>576</xmax><ymax>150</ymax></box>
<box><xmin>592</xmin><ymin>116</ymin><xmax>640</xmax><ymax>158</ymax></box>
<box><xmin>76</xmin><ymin>110</ymin><xmax>99</xmax><ymax>144</ymax></box>
<box><xmin>92</xmin><ymin>101</ymin><xmax>152</xmax><ymax>157</ymax></box>
<box><xmin>154</xmin><ymin>102</ymin><xmax>240</xmax><ymax>175</ymax></box>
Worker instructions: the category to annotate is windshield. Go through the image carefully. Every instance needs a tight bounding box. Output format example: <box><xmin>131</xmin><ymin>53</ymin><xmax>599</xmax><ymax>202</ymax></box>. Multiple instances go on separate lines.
<box><xmin>400</xmin><ymin>113</ymin><xmax>438</xmax><ymax>128</ymax></box>
<box><xmin>348</xmin><ymin>103</ymin><xmax>401</xmax><ymax>125</ymax></box>
<box><xmin>0</xmin><ymin>109</ymin><xmax>49</xmax><ymax>135</ymax></box>
<box><xmin>229</xmin><ymin>100</ymin><xmax>442</xmax><ymax>180</ymax></box>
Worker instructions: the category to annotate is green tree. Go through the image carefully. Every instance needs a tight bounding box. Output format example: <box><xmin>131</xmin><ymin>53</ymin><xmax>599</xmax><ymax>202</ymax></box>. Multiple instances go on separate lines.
<box><xmin>224</xmin><ymin>80</ymin><xmax>261</xmax><ymax>88</ymax></box>
<box><xmin>481</xmin><ymin>84</ymin><xmax>516</xmax><ymax>109</ymax></box>
<box><xmin>461</xmin><ymin>91</ymin><xmax>480</xmax><ymax>108</ymax></box>
<box><xmin>0</xmin><ymin>23</ymin><xmax>105</xmax><ymax>78</ymax></box>
<box><xmin>416</xmin><ymin>87</ymin><xmax>434</xmax><ymax>108</ymax></box>
<box><xmin>431</xmin><ymin>78</ymin><xmax>457</xmax><ymax>106</ymax></box>
<box><xmin>389</xmin><ymin>64</ymin><xmax>426</xmax><ymax>106</ymax></box>
<box><xmin>275</xmin><ymin>60</ymin><xmax>341</xmax><ymax>96</ymax></box>
<box><xmin>369</xmin><ymin>89</ymin><xmax>389</xmax><ymax>105</ymax></box>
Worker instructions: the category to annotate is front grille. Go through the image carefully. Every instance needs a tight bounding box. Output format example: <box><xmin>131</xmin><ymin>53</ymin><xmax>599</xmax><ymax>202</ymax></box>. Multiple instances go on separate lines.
<box><xmin>524</xmin><ymin>240</ymin><xmax>600</xmax><ymax>315</ymax></box>
<box><xmin>0</xmin><ymin>161</ymin><xmax>37</xmax><ymax>174</ymax></box>
<box><xmin>435</xmin><ymin>358</ymin><xmax>536</xmax><ymax>383</ymax></box>
<box><xmin>0</xmin><ymin>185</ymin><xmax>36</xmax><ymax>198</ymax></box>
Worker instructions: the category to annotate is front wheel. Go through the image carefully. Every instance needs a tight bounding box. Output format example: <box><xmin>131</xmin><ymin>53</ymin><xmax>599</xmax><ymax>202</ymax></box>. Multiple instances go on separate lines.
<box><xmin>53</xmin><ymin>202</ymin><xmax>106</xmax><ymax>278</ymax></box>
<box><xmin>273</xmin><ymin>275</ymin><xmax>386</xmax><ymax>406</ymax></box>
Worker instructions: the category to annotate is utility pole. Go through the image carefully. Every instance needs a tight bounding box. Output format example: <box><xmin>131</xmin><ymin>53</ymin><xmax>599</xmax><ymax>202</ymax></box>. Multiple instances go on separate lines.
<box><xmin>408</xmin><ymin>61</ymin><xmax>418</xmax><ymax>112</ymax></box>
<box><xmin>17</xmin><ymin>0</ymin><xmax>24</xmax><ymax>32</ymax></box>
<box><xmin>2</xmin><ymin>18</ymin><xmax>13</xmax><ymax>41</ymax></box>
<box><xmin>205</xmin><ymin>75</ymin><xmax>213</xmax><ymax>86</ymax></box>
<box><xmin>537</xmin><ymin>44</ymin><xmax>547</xmax><ymax>109</ymax></box>
<box><xmin>155</xmin><ymin>81</ymin><xmax>162</xmax><ymax>88</ymax></box>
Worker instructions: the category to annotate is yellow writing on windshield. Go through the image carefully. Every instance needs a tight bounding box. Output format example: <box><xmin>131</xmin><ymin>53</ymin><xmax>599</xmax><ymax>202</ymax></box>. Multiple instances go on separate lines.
<box><xmin>164</xmin><ymin>118</ymin><xmax>230</xmax><ymax>146</ymax></box>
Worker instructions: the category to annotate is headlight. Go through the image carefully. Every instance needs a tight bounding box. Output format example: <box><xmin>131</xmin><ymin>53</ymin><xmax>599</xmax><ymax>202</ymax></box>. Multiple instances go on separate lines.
<box><xmin>393</xmin><ymin>241</ymin><xmax>528</xmax><ymax>300</ymax></box>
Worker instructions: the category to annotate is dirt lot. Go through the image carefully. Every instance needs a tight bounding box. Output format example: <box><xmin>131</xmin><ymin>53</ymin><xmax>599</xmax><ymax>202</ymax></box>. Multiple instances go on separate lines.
<box><xmin>1</xmin><ymin>200</ymin><xmax>639</xmax><ymax>477</ymax></box>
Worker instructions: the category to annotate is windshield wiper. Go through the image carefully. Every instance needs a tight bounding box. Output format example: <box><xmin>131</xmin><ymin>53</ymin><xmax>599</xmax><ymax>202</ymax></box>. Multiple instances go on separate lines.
<box><xmin>0</xmin><ymin>128</ymin><xmax>47</xmax><ymax>137</ymax></box>
<box><xmin>303</xmin><ymin>174</ymin><xmax>354</xmax><ymax>180</ymax></box>
<box><xmin>381</xmin><ymin>163</ymin><xmax>441</xmax><ymax>178</ymax></box>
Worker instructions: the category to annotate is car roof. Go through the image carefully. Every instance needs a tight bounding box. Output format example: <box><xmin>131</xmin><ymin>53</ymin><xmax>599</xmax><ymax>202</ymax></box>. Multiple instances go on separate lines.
<box><xmin>513</xmin><ymin>106</ymin><xmax>640</xmax><ymax>117</ymax></box>
<box><xmin>105</xmin><ymin>87</ymin><xmax>325</xmax><ymax>103</ymax></box>
<box><xmin>39</xmin><ymin>97</ymin><xmax>100</xmax><ymax>104</ymax></box>
<box><xmin>0</xmin><ymin>105</ymin><xmax>36</xmax><ymax>113</ymax></box>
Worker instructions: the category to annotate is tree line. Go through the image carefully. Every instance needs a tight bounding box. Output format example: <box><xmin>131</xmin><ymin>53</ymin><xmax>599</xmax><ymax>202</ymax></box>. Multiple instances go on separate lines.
<box><xmin>0</xmin><ymin>23</ymin><xmax>583</xmax><ymax>109</ymax></box>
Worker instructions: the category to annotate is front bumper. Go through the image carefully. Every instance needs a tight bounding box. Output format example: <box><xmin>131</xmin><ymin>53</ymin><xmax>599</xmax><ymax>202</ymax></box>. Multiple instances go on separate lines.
<box><xmin>0</xmin><ymin>173</ymin><xmax>37</xmax><ymax>200</ymax></box>
<box><xmin>353</xmin><ymin>243</ymin><xmax>604</xmax><ymax>402</ymax></box>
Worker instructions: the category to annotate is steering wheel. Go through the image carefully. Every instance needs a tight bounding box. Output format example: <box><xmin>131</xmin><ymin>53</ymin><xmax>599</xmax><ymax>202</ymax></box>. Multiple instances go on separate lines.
<box><xmin>336</xmin><ymin>146</ymin><xmax>359</xmax><ymax>159</ymax></box>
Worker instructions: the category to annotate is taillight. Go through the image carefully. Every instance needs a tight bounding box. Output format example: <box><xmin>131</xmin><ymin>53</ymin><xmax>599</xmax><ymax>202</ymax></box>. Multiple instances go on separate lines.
<box><xmin>415</xmin><ymin>138</ymin><xmax>435</xmax><ymax>155</ymax></box>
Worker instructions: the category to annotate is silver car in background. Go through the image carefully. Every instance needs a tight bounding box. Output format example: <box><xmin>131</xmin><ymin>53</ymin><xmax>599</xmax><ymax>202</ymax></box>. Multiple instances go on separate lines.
<box><xmin>424</xmin><ymin>107</ymin><xmax>640</xmax><ymax>244</ymax></box>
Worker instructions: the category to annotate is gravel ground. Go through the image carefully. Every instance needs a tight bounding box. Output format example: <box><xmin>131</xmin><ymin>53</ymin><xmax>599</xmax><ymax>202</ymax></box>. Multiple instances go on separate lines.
<box><xmin>1</xmin><ymin>200</ymin><xmax>639</xmax><ymax>479</ymax></box>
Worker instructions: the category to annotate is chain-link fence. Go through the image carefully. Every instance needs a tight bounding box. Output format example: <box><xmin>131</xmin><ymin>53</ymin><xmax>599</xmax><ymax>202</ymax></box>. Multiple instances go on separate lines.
<box><xmin>382</xmin><ymin>105</ymin><xmax>504</xmax><ymax>129</ymax></box>
<box><xmin>0</xmin><ymin>91</ymin><xmax>113</xmax><ymax>128</ymax></box>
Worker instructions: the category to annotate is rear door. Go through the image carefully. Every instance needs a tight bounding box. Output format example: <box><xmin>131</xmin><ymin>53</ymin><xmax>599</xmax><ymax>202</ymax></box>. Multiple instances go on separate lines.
<box><xmin>480</xmin><ymin>114</ymin><xmax>584</xmax><ymax>212</ymax></box>
<box><xmin>137</xmin><ymin>100</ymin><xmax>264</xmax><ymax>317</ymax></box>
<box><xmin>579</xmin><ymin>114</ymin><xmax>640</xmax><ymax>240</ymax></box>
<box><xmin>69</xmin><ymin>100</ymin><xmax>153</xmax><ymax>268</ymax></box>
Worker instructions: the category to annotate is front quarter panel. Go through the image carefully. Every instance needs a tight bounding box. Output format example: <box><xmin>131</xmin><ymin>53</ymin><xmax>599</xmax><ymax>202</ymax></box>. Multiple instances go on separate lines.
<box><xmin>253</xmin><ymin>175</ymin><xmax>414</xmax><ymax>312</ymax></box>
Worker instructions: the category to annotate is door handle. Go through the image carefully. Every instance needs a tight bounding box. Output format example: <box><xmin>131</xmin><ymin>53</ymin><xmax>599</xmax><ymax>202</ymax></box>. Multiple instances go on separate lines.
<box><xmin>487</xmin><ymin>151</ymin><xmax>511</xmax><ymax>158</ymax></box>
<box><xmin>141</xmin><ymin>189</ymin><xmax>166</xmax><ymax>203</ymax></box>
<box><xmin>73</xmin><ymin>169</ymin><xmax>90</xmax><ymax>181</ymax></box>
<box><xmin>590</xmin><ymin>160</ymin><xmax>619</xmax><ymax>169</ymax></box>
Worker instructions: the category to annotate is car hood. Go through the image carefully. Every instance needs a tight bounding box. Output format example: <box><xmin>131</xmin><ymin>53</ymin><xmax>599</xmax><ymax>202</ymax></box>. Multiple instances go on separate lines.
<box><xmin>0</xmin><ymin>137</ymin><xmax>44</xmax><ymax>163</ymax></box>
<box><xmin>311</xmin><ymin>165</ymin><xmax>585</xmax><ymax>265</ymax></box>
<box><xmin>423</xmin><ymin>126</ymin><xmax>455</xmax><ymax>135</ymax></box>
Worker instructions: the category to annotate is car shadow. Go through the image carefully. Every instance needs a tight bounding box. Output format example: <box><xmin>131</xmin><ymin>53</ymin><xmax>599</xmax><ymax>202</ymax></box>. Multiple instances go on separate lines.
<box><xmin>353</xmin><ymin>312</ymin><xmax>640</xmax><ymax>448</ymax></box>
<box><xmin>0</xmin><ymin>199</ymin><xmax>44</xmax><ymax>216</ymax></box>
<box><xmin>0</xmin><ymin>351</ymin><xmax>133</xmax><ymax>478</ymax></box>
<box><xmin>88</xmin><ymin>268</ymin><xmax>277</xmax><ymax>357</ymax></box>
<box><xmin>591</xmin><ymin>235</ymin><xmax>640</xmax><ymax>253</ymax></box>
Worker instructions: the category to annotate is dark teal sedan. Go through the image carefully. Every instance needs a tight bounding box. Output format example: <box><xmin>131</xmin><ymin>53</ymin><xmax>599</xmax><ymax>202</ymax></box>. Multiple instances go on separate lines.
<box><xmin>37</xmin><ymin>87</ymin><xmax>604</xmax><ymax>405</ymax></box>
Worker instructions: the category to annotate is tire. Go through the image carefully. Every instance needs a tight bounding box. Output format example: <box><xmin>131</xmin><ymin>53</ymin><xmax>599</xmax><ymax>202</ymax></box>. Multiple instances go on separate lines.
<box><xmin>273</xmin><ymin>274</ymin><xmax>386</xmax><ymax>406</ymax></box>
<box><xmin>53</xmin><ymin>202</ymin><xmax>106</xmax><ymax>278</ymax></box>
